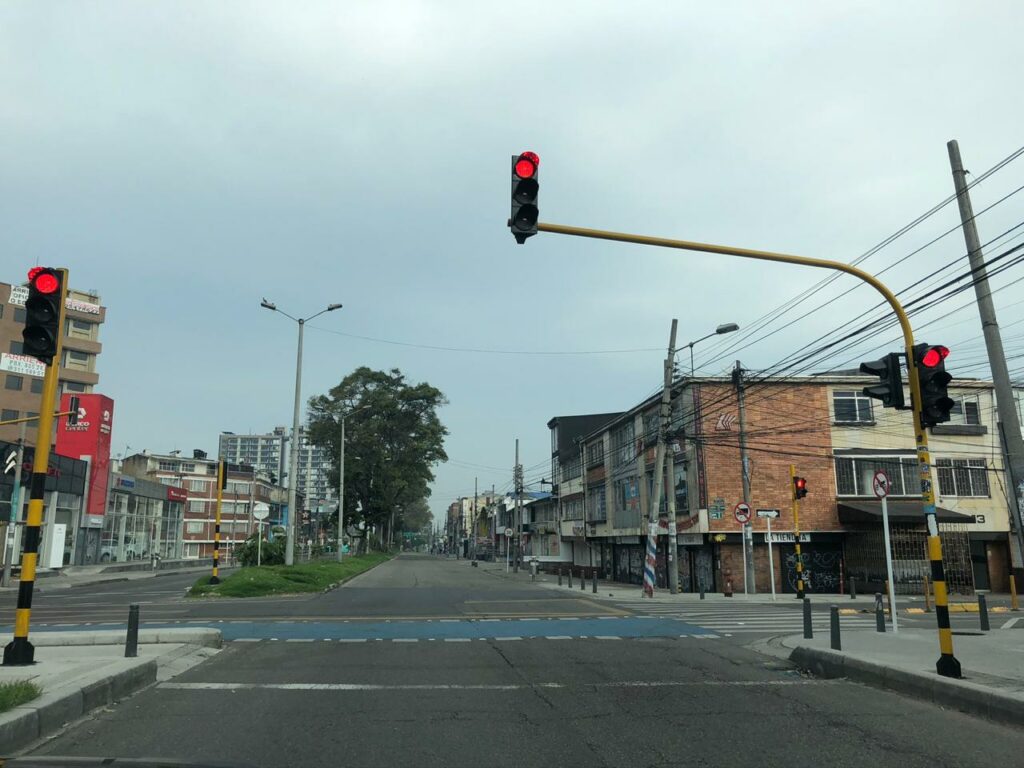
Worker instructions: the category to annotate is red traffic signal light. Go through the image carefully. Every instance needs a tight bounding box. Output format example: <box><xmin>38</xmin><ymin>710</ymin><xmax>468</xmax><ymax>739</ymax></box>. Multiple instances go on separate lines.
<box><xmin>793</xmin><ymin>476</ymin><xmax>808</xmax><ymax>499</ymax></box>
<box><xmin>920</xmin><ymin>345</ymin><xmax>949</xmax><ymax>368</ymax></box>
<box><xmin>514</xmin><ymin>151</ymin><xmax>539</xmax><ymax>179</ymax></box>
<box><xmin>22</xmin><ymin>267</ymin><xmax>65</xmax><ymax>366</ymax></box>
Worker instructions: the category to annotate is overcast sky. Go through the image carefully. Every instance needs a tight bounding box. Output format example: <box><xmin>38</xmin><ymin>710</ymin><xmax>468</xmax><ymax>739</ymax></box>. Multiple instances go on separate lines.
<box><xmin>3</xmin><ymin>2</ymin><xmax>1023</xmax><ymax>522</ymax></box>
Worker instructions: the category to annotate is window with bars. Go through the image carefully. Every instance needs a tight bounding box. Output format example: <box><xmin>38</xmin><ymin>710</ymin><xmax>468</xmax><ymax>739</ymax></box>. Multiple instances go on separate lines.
<box><xmin>562</xmin><ymin>498</ymin><xmax>584</xmax><ymax>521</ymax></box>
<box><xmin>611</xmin><ymin>421</ymin><xmax>635</xmax><ymax>467</ymax></box>
<box><xmin>560</xmin><ymin>453</ymin><xmax>581</xmax><ymax>481</ymax></box>
<box><xmin>835</xmin><ymin>456</ymin><xmax>918</xmax><ymax>496</ymax></box>
<box><xmin>949</xmin><ymin>396</ymin><xmax>981</xmax><ymax>426</ymax></box>
<box><xmin>587</xmin><ymin>485</ymin><xmax>607</xmax><ymax>522</ymax></box>
<box><xmin>586</xmin><ymin>440</ymin><xmax>604</xmax><ymax>467</ymax></box>
<box><xmin>936</xmin><ymin>458</ymin><xmax>989</xmax><ymax>497</ymax></box>
<box><xmin>833</xmin><ymin>390</ymin><xmax>874</xmax><ymax>423</ymax></box>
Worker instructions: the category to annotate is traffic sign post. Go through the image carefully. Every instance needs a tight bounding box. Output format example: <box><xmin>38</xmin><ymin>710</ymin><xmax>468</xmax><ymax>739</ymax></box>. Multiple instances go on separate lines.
<box><xmin>756</xmin><ymin>509</ymin><xmax>780</xmax><ymax>601</ymax></box>
<box><xmin>253</xmin><ymin>503</ymin><xmax>270</xmax><ymax>567</ymax></box>
<box><xmin>873</xmin><ymin>470</ymin><xmax>898</xmax><ymax>632</ymax></box>
<box><xmin>504</xmin><ymin>527</ymin><xmax>513</xmax><ymax>571</ymax></box>
<box><xmin>733</xmin><ymin>503</ymin><xmax>751</xmax><ymax>524</ymax></box>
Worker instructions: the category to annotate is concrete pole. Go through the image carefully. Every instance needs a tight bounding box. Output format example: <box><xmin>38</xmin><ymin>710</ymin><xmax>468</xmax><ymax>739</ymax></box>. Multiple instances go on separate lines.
<box><xmin>337</xmin><ymin>414</ymin><xmax>345</xmax><ymax>562</ymax></box>
<box><xmin>663</xmin><ymin>320</ymin><xmax>680</xmax><ymax>595</ymax></box>
<box><xmin>514</xmin><ymin>439</ymin><xmax>521</xmax><ymax>573</ymax></box>
<box><xmin>285</xmin><ymin>319</ymin><xmax>305</xmax><ymax>566</ymax></box>
<box><xmin>948</xmin><ymin>140</ymin><xmax>1024</xmax><ymax>574</ymax></box>
<box><xmin>734</xmin><ymin>360</ymin><xmax>755</xmax><ymax>594</ymax></box>
<box><xmin>2</xmin><ymin>420</ymin><xmax>28</xmax><ymax>587</ymax></box>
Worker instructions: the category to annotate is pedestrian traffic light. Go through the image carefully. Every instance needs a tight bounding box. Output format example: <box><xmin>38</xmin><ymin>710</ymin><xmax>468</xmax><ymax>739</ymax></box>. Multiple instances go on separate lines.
<box><xmin>913</xmin><ymin>343</ymin><xmax>954</xmax><ymax>427</ymax></box>
<box><xmin>67</xmin><ymin>396</ymin><xmax>80</xmax><ymax>427</ymax></box>
<box><xmin>510</xmin><ymin>151</ymin><xmax>539</xmax><ymax>244</ymax></box>
<box><xmin>859</xmin><ymin>352</ymin><xmax>905</xmax><ymax>410</ymax></box>
<box><xmin>793</xmin><ymin>476</ymin><xmax>808</xmax><ymax>500</ymax></box>
<box><xmin>22</xmin><ymin>267</ymin><xmax>65</xmax><ymax>365</ymax></box>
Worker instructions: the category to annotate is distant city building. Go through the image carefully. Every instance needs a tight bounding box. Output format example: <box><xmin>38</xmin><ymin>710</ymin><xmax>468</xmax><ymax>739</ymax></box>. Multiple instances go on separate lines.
<box><xmin>219</xmin><ymin>427</ymin><xmax>287</xmax><ymax>483</ymax></box>
<box><xmin>297</xmin><ymin>431</ymin><xmax>334</xmax><ymax>510</ymax></box>
<box><xmin>1</xmin><ymin>279</ymin><xmax>106</xmax><ymax>444</ymax></box>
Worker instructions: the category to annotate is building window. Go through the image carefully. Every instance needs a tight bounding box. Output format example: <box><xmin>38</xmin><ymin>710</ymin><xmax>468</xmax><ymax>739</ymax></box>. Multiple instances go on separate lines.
<box><xmin>65</xmin><ymin>319</ymin><xmax>94</xmax><ymax>339</ymax></box>
<box><xmin>189</xmin><ymin>479</ymin><xmax>209</xmax><ymax>493</ymax></box>
<box><xmin>611</xmin><ymin>421</ymin><xmax>636</xmax><ymax>467</ymax></box>
<box><xmin>8</xmin><ymin>340</ymin><xmax>23</xmax><ymax>354</ymax></box>
<box><xmin>642</xmin><ymin>409</ymin><xmax>659</xmax><ymax>445</ymax></box>
<box><xmin>562</xmin><ymin>498</ymin><xmax>584</xmax><ymax>521</ymax></box>
<box><xmin>158</xmin><ymin>461</ymin><xmax>179</xmax><ymax>472</ymax></box>
<box><xmin>64</xmin><ymin>349</ymin><xmax>90</xmax><ymax>370</ymax></box>
<box><xmin>835</xmin><ymin>456</ymin><xmax>917</xmax><ymax>496</ymax></box>
<box><xmin>586</xmin><ymin>441</ymin><xmax>604</xmax><ymax>467</ymax></box>
<box><xmin>62</xmin><ymin>381</ymin><xmax>87</xmax><ymax>393</ymax></box>
<box><xmin>586</xmin><ymin>485</ymin><xmax>606</xmax><ymax>522</ymax></box>
<box><xmin>185</xmin><ymin>521</ymin><xmax>204</xmax><ymax>534</ymax></box>
<box><xmin>936</xmin><ymin>459</ymin><xmax>990</xmax><ymax>497</ymax></box>
<box><xmin>14</xmin><ymin>308</ymin><xmax>26</xmax><ymax>323</ymax></box>
<box><xmin>189</xmin><ymin>500</ymin><xmax>206</xmax><ymax>514</ymax></box>
<box><xmin>1</xmin><ymin>409</ymin><xmax>17</xmax><ymax>422</ymax></box>
<box><xmin>5</xmin><ymin>375</ymin><xmax>23</xmax><ymax>391</ymax></box>
<box><xmin>833</xmin><ymin>390</ymin><xmax>873</xmax><ymax>423</ymax></box>
<box><xmin>30</xmin><ymin>378</ymin><xmax>43</xmax><ymax>394</ymax></box>
<box><xmin>949</xmin><ymin>396</ymin><xmax>981</xmax><ymax>426</ymax></box>
<box><xmin>560</xmin><ymin>453</ymin><xmax>581</xmax><ymax>481</ymax></box>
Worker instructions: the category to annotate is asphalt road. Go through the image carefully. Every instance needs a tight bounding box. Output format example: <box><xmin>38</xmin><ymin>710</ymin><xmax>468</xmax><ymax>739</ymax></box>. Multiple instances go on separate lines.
<box><xmin>20</xmin><ymin>555</ymin><xmax>1024</xmax><ymax>767</ymax></box>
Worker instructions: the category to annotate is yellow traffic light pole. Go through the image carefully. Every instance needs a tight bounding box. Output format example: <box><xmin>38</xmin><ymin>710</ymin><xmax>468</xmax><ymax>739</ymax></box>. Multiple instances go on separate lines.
<box><xmin>535</xmin><ymin>221</ymin><xmax>961</xmax><ymax>678</ymax></box>
<box><xmin>3</xmin><ymin>268</ymin><xmax>69</xmax><ymax>666</ymax></box>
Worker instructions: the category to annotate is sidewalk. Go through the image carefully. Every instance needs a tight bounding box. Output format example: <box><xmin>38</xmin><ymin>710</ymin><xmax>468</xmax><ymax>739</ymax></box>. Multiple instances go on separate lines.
<box><xmin>762</xmin><ymin>626</ymin><xmax>1024</xmax><ymax>726</ymax></box>
<box><xmin>473</xmin><ymin>560</ymin><xmax>1008</xmax><ymax>609</ymax></box>
<box><xmin>0</xmin><ymin>628</ymin><xmax>221</xmax><ymax>754</ymax></box>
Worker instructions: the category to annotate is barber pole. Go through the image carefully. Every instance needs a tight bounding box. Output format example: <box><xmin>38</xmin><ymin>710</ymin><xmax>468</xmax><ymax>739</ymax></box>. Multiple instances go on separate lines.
<box><xmin>642</xmin><ymin>523</ymin><xmax>658</xmax><ymax>597</ymax></box>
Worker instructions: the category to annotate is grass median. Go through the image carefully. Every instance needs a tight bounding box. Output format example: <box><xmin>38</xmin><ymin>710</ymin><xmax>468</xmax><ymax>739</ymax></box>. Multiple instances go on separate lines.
<box><xmin>187</xmin><ymin>552</ymin><xmax>392</xmax><ymax>598</ymax></box>
<box><xmin>0</xmin><ymin>680</ymin><xmax>41</xmax><ymax>713</ymax></box>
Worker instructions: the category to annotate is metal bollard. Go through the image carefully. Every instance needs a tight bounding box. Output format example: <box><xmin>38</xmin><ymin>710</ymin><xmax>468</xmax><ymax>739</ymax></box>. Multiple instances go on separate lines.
<box><xmin>580</xmin><ymin>568</ymin><xmax>586</xmax><ymax>591</ymax></box>
<box><xmin>1010</xmin><ymin>575</ymin><xmax>1019</xmax><ymax>611</ymax></box>
<box><xmin>125</xmin><ymin>603</ymin><xmax>140</xmax><ymax>658</ymax></box>
<box><xmin>923</xmin><ymin>576</ymin><xmax>932</xmax><ymax>612</ymax></box>
<box><xmin>699</xmin><ymin>588</ymin><xmax>705</xmax><ymax>600</ymax></box>
<box><xmin>558</xmin><ymin>567</ymin><xmax>562</xmax><ymax>586</ymax></box>
<box><xmin>830</xmin><ymin>605</ymin><xmax>841</xmax><ymax>651</ymax></box>
<box><xmin>567</xmin><ymin>569</ymin><xmax>573</xmax><ymax>589</ymax></box>
<box><xmin>592</xmin><ymin>568</ymin><xmax>597</xmax><ymax>594</ymax></box>
<box><xmin>849</xmin><ymin>576</ymin><xmax>857</xmax><ymax>600</ymax></box>
<box><xmin>979</xmin><ymin>593</ymin><xmax>990</xmax><ymax>632</ymax></box>
<box><xmin>875</xmin><ymin>593</ymin><xmax>885</xmax><ymax>633</ymax></box>
<box><xmin>802</xmin><ymin>597</ymin><xmax>813</xmax><ymax>639</ymax></box>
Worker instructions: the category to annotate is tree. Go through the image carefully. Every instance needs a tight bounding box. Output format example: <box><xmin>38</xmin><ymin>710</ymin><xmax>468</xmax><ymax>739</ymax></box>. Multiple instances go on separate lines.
<box><xmin>307</xmin><ymin>367</ymin><xmax>447</xmax><ymax>549</ymax></box>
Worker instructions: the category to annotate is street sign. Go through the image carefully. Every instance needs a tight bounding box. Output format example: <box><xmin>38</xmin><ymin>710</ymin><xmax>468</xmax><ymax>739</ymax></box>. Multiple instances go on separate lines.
<box><xmin>4</xmin><ymin>451</ymin><xmax>15</xmax><ymax>475</ymax></box>
<box><xmin>733</xmin><ymin>502</ymin><xmax>751</xmax><ymax>524</ymax></box>
<box><xmin>756</xmin><ymin>508</ymin><xmax>780</xmax><ymax>519</ymax></box>
<box><xmin>253</xmin><ymin>503</ymin><xmax>270</xmax><ymax>521</ymax></box>
<box><xmin>872</xmin><ymin>469</ymin><xmax>891</xmax><ymax>499</ymax></box>
<box><xmin>504</xmin><ymin>527</ymin><xmax>513</xmax><ymax>537</ymax></box>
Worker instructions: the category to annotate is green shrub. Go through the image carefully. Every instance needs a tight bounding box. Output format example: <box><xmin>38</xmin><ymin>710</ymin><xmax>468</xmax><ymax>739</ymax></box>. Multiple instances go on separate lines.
<box><xmin>232</xmin><ymin>534</ymin><xmax>286</xmax><ymax>567</ymax></box>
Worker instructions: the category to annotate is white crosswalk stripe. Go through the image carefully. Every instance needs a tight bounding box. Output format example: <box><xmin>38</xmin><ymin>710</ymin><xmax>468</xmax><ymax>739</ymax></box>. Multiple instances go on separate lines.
<box><xmin>614</xmin><ymin>600</ymin><xmax>877</xmax><ymax>634</ymax></box>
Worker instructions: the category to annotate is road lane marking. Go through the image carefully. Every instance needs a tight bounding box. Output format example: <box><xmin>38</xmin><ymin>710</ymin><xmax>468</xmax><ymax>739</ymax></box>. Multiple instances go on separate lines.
<box><xmin>235</xmin><ymin>638</ymin><xmax>260</xmax><ymax>643</ymax></box>
<box><xmin>1001</xmin><ymin>617</ymin><xmax>1020</xmax><ymax>629</ymax></box>
<box><xmin>595</xmin><ymin>636</ymin><xmax>620</xmax><ymax>640</ymax></box>
<box><xmin>285</xmin><ymin>639</ymin><xmax>314</xmax><ymax>643</ymax></box>
<box><xmin>493</xmin><ymin>637</ymin><xmax>522</xmax><ymax>641</ymax></box>
<box><xmin>545</xmin><ymin>636</ymin><xmax>572</xmax><ymax>640</ymax></box>
<box><xmin>160</xmin><ymin>680</ymin><xmax>832</xmax><ymax>692</ymax></box>
<box><xmin>337</xmin><ymin>639</ymin><xmax>367</xmax><ymax>643</ymax></box>
<box><xmin>444</xmin><ymin>638</ymin><xmax>471</xmax><ymax>642</ymax></box>
<box><xmin>392</xmin><ymin>639</ymin><xmax>418</xmax><ymax>643</ymax></box>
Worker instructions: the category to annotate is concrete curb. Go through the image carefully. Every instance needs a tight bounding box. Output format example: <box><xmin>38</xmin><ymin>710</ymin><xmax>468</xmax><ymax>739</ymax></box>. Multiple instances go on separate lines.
<box><xmin>788</xmin><ymin>645</ymin><xmax>1024</xmax><ymax>727</ymax></box>
<box><xmin>0</xmin><ymin>658</ymin><xmax>158</xmax><ymax>755</ymax></box>
<box><xmin>30</xmin><ymin>629</ymin><xmax>222</xmax><ymax>649</ymax></box>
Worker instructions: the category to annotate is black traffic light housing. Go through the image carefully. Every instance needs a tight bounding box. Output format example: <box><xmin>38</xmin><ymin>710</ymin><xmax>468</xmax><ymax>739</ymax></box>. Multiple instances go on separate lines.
<box><xmin>793</xmin><ymin>476</ymin><xmax>808</xmax><ymax>500</ymax></box>
<box><xmin>913</xmin><ymin>343</ymin><xmax>954</xmax><ymax>427</ymax></box>
<box><xmin>22</xmin><ymin>268</ymin><xmax>65</xmax><ymax>366</ymax></box>
<box><xmin>509</xmin><ymin>151</ymin><xmax>539</xmax><ymax>244</ymax></box>
<box><xmin>859</xmin><ymin>352</ymin><xmax>906</xmax><ymax>410</ymax></box>
<box><xmin>67</xmin><ymin>396</ymin><xmax>80</xmax><ymax>427</ymax></box>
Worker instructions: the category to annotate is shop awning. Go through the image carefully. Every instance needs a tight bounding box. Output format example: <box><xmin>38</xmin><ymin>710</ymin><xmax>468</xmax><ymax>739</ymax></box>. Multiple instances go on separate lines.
<box><xmin>838</xmin><ymin>500</ymin><xmax>975</xmax><ymax>525</ymax></box>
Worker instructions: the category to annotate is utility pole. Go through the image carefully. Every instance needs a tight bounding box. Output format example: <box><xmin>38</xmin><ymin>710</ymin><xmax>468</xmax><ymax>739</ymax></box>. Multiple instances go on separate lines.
<box><xmin>2</xmin><ymin>421</ymin><xmax>27</xmax><ymax>588</ymax></box>
<box><xmin>664</xmin><ymin>321</ymin><xmax>680</xmax><ymax>594</ymax></box>
<box><xmin>733</xmin><ymin>360</ymin><xmax>755</xmax><ymax>594</ymax></box>
<box><xmin>472</xmin><ymin>476</ymin><xmax>478</xmax><ymax>560</ymax></box>
<box><xmin>643</xmin><ymin>320</ymin><xmax>679</xmax><ymax>597</ymax></box>
<box><xmin>514</xmin><ymin>439</ymin><xmax>523</xmax><ymax>573</ymax></box>
<box><xmin>338</xmin><ymin>415</ymin><xmax>346</xmax><ymax>562</ymax></box>
<box><xmin>948</xmin><ymin>140</ymin><xmax>1024</xmax><ymax>574</ymax></box>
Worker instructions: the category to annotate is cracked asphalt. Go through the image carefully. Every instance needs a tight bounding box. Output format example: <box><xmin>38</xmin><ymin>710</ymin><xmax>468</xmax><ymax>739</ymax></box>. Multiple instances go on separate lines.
<box><xmin>27</xmin><ymin>555</ymin><xmax>1024</xmax><ymax>768</ymax></box>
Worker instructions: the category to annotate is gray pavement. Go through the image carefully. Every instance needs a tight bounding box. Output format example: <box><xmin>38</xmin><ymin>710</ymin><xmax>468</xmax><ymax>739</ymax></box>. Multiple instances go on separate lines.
<box><xmin>18</xmin><ymin>555</ymin><xmax>1024</xmax><ymax>767</ymax></box>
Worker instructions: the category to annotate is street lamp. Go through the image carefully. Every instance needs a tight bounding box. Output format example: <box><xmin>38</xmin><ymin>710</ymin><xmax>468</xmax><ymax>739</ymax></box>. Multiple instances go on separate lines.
<box><xmin>685</xmin><ymin>322</ymin><xmax>739</xmax><ymax>377</ymax></box>
<box><xmin>337</xmin><ymin>404</ymin><xmax>370</xmax><ymax>562</ymax></box>
<box><xmin>261</xmin><ymin>298</ymin><xmax>343</xmax><ymax>566</ymax></box>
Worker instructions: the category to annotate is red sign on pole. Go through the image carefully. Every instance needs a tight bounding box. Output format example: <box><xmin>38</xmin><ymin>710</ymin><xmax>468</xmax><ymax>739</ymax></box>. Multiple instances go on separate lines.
<box><xmin>733</xmin><ymin>502</ymin><xmax>752</xmax><ymax>524</ymax></box>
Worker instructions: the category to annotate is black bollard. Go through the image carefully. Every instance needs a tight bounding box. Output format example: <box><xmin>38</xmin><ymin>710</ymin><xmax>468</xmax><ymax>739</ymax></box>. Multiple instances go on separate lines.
<box><xmin>875</xmin><ymin>593</ymin><xmax>885</xmax><ymax>633</ymax></box>
<box><xmin>592</xmin><ymin>568</ymin><xmax>597</xmax><ymax>594</ymax></box>
<box><xmin>567</xmin><ymin>569</ymin><xmax>573</xmax><ymax>589</ymax></box>
<box><xmin>979</xmin><ymin>593</ymin><xmax>990</xmax><ymax>632</ymax></box>
<box><xmin>802</xmin><ymin>597</ymin><xmax>813</xmax><ymax>639</ymax></box>
<box><xmin>125</xmin><ymin>604</ymin><xmax>140</xmax><ymax>658</ymax></box>
<box><xmin>699</xmin><ymin>587</ymin><xmax>705</xmax><ymax>600</ymax></box>
<box><xmin>580</xmin><ymin>568</ymin><xmax>586</xmax><ymax>591</ymax></box>
<box><xmin>830</xmin><ymin>605</ymin><xmax>841</xmax><ymax>651</ymax></box>
<box><xmin>849</xmin><ymin>576</ymin><xmax>857</xmax><ymax>600</ymax></box>
<box><xmin>558</xmin><ymin>567</ymin><xmax>562</xmax><ymax>586</ymax></box>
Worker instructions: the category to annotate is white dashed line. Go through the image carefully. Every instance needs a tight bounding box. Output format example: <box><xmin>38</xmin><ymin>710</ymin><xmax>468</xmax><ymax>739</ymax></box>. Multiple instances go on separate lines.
<box><xmin>595</xmin><ymin>636</ymin><xmax>621</xmax><ymax>640</ymax></box>
<box><xmin>285</xmin><ymin>639</ymin><xmax>314</xmax><ymax>643</ymax></box>
<box><xmin>234</xmin><ymin>638</ymin><xmax>260</xmax><ymax>643</ymax></box>
<box><xmin>493</xmin><ymin>637</ymin><xmax>522</xmax><ymax>641</ymax></box>
<box><xmin>392</xmin><ymin>639</ymin><xmax>418</xmax><ymax>643</ymax></box>
<box><xmin>337</xmin><ymin>639</ymin><xmax>367</xmax><ymax>643</ymax></box>
<box><xmin>440</xmin><ymin>619</ymin><xmax>461</xmax><ymax>623</ymax></box>
<box><xmin>444</xmin><ymin>638</ymin><xmax>472</xmax><ymax>643</ymax></box>
<box><xmin>545</xmin><ymin>636</ymin><xmax>572</xmax><ymax>640</ymax></box>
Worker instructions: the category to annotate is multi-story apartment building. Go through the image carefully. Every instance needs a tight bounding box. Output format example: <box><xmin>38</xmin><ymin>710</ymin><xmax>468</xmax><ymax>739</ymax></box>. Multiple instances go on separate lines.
<box><xmin>1</xmin><ymin>279</ymin><xmax>106</xmax><ymax>444</ymax></box>
<box><xmin>296</xmin><ymin>432</ymin><xmax>334</xmax><ymax>511</ymax></box>
<box><xmin>219</xmin><ymin>428</ymin><xmax>287</xmax><ymax>483</ymax></box>
<box><xmin>121</xmin><ymin>450</ymin><xmax>292</xmax><ymax>558</ymax></box>
<box><xmin>558</xmin><ymin>371</ymin><xmax>1016</xmax><ymax>595</ymax></box>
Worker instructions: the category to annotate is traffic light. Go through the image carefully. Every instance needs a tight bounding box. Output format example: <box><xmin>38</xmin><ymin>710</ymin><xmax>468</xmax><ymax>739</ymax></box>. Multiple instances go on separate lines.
<box><xmin>859</xmin><ymin>352</ymin><xmax>905</xmax><ymax>409</ymax></box>
<box><xmin>22</xmin><ymin>267</ymin><xmax>64</xmax><ymax>366</ymax></box>
<box><xmin>509</xmin><ymin>151</ymin><xmax>539</xmax><ymax>244</ymax></box>
<box><xmin>914</xmin><ymin>343</ymin><xmax>954</xmax><ymax>427</ymax></box>
<box><xmin>67</xmin><ymin>396</ymin><xmax>80</xmax><ymax>427</ymax></box>
<box><xmin>793</xmin><ymin>476</ymin><xmax>808</xmax><ymax>500</ymax></box>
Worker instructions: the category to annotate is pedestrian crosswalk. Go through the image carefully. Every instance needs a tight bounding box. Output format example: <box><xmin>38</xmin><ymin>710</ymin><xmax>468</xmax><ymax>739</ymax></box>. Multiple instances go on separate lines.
<box><xmin>614</xmin><ymin>600</ymin><xmax>878</xmax><ymax>635</ymax></box>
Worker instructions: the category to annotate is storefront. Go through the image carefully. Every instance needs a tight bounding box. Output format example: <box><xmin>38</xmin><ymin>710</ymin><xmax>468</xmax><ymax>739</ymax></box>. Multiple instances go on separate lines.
<box><xmin>93</xmin><ymin>473</ymin><xmax>185</xmax><ymax>564</ymax></box>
